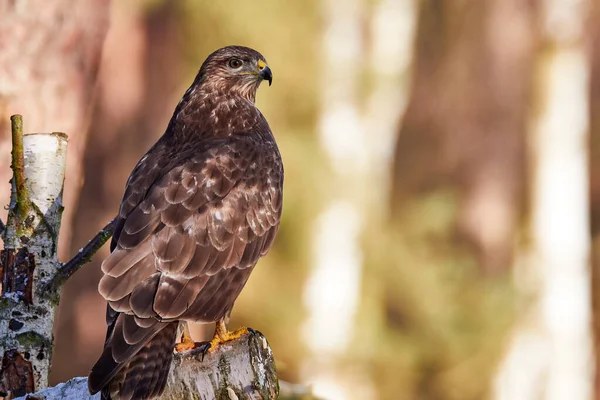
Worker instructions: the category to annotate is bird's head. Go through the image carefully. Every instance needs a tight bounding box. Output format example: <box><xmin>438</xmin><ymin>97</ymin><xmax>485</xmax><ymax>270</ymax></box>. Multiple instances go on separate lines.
<box><xmin>197</xmin><ymin>46</ymin><xmax>272</xmax><ymax>102</ymax></box>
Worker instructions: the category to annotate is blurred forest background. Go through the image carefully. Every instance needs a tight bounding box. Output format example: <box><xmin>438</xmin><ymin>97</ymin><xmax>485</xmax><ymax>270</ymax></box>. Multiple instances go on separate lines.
<box><xmin>1</xmin><ymin>0</ymin><xmax>599</xmax><ymax>399</ymax></box>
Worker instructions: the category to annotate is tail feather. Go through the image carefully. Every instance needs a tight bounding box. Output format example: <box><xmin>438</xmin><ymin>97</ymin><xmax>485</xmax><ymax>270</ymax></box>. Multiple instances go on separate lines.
<box><xmin>88</xmin><ymin>313</ymin><xmax>178</xmax><ymax>400</ymax></box>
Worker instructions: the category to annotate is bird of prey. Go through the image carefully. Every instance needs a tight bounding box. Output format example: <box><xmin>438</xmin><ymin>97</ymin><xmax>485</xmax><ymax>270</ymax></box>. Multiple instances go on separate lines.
<box><xmin>88</xmin><ymin>46</ymin><xmax>282</xmax><ymax>400</ymax></box>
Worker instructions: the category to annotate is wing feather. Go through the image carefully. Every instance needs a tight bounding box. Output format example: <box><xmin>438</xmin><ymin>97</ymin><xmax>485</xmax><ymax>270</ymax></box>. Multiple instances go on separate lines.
<box><xmin>153</xmin><ymin>275</ymin><xmax>210</xmax><ymax>319</ymax></box>
<box><xmin>102</xmin><ymin>241</ymin><xmax>151</xmax><ymax>277</ymax></box>
<box><xmin>99</xmin><ymin>253</ymin><xmax>155</xmax><ymax>301</ymax></box>
<box><xmin>129</xmin><ymin>273</ymin><xmax>161</xmax><ymax>318</ymax></box>
<box><xmin>98</xmin><ymin>135</ymin><xmax>282</xmax><ymax>325</ymax></box>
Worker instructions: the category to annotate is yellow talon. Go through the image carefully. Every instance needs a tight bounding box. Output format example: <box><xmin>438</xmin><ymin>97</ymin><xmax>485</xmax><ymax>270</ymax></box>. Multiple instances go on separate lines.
<box><xmin>174</xmin><ymin>328</ymin><xmax>198</xmax><ymax>353</ymax></box>
<box><xmin>206</xmin><ymin>319</ymin><xmax>249</xmax><ymax>352</ymax></box>
<box><xmin>174</xmin><ymin>319</ymin><xmax>251</xmax><ymax>355</ymax></box>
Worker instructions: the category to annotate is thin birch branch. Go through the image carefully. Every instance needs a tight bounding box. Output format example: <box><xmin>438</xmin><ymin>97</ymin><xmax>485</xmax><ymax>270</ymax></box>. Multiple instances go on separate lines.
<box><xmin>42</xmin><ymin>219</ymin><xmax>116</xmax><ymax>300</ymax></box>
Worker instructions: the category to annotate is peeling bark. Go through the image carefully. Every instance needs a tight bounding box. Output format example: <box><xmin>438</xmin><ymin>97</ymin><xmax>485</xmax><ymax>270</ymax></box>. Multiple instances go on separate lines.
<box><xmin>1</xmin><ymin>349</ymin><xmax>33</xmax><ymax>398</ymax></box>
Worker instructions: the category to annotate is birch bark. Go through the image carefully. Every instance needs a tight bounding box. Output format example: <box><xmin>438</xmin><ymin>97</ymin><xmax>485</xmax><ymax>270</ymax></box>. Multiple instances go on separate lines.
<box><xmin>0</xmin><ymin>116</ymin><xmax>68</xmax><ymax>396</ymax></box>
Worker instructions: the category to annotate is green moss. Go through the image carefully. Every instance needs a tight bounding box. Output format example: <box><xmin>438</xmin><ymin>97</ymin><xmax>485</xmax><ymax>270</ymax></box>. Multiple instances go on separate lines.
<box><xmin>15</xmin><ymin>331</ymin><xmax>51</xmax><ymax>350</ymax></box>
<box><xmin>217</xmin><ymin>354</ymin><xmax>231</xmax><ymax>382</ymax></box>
<box><xmin>46</xmin><ymin>290</ymin><xmax>62</xmax><ymax>307</ymax></box>
<box><xmin>0</xmin><ymin>296</ymin><xmax>19</xmax><ymax>310</ymax></box>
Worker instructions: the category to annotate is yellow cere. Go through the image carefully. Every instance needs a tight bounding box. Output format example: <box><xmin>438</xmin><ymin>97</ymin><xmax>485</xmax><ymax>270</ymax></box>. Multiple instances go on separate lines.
<box><xmin>257</xmin><ymin>59</ymin><xmax>267</xmax><ymax>71</ymax></box>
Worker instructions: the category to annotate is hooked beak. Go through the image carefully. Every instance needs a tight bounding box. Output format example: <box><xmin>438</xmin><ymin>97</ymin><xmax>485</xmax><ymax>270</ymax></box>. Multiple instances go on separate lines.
<box><xmin>257</xmin><ymin>60</ymin><xmax>273</xmax><ymax>86</ymax></box>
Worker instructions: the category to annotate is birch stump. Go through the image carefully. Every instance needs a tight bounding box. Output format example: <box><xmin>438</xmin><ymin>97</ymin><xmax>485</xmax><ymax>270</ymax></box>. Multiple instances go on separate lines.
<box><xmin>0</xmin><ymin>116</ymin><xmax>68</xmax><ymax>397</ymax></box>
<box><xmin>13</xmin><ymin>331</ymin><xmax>279</xmax><ymax>400</ymax></box>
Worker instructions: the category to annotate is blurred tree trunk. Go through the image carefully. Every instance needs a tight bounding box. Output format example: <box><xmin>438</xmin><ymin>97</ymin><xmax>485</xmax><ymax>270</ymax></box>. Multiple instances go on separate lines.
<box><xmin>391</xmin><ymin>0</ymin><xmax>538</xmax><ymax>272</ymax></box>
<box><xmin>302</xmin><ymin>0</ymin><xmax>416</xmax><ymax>399</ymax></box>
<box><xmin>51</xmin><ymin>0</ymin><xmax>188</xmax><ymax>384</ymax></box>
<box><xmin>0</xmin><ymin>0</ymin><xmax>110</xmax><ymax>261</ymax></box>
<box><xmin>302</xmin><ymin>0</ymin><xmax>367</xmax><ymax>398</ymax></box>
<box><xmin>495</xmin><ymin>1</ymin><xmax>593</xmax><ymax>399</ymax></box>
<box><xmin>590</xmin><ymin>0</ymin><xmax>600</xmax><ymax>396</ymax></box>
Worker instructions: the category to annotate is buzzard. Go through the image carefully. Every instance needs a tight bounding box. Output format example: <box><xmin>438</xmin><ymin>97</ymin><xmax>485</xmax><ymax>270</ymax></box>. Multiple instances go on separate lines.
<box><xmin>88</xmin><ymin>46</ymin><xmax>283</xmax><ymax>400</ymax></box>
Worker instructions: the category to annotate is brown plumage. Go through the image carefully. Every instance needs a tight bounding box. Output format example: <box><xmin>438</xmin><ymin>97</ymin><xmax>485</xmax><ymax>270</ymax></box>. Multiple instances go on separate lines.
<box><xmin>88</xmin><ymin>46</ymin><xmax>282</xmax><ymax>400</ymax></box>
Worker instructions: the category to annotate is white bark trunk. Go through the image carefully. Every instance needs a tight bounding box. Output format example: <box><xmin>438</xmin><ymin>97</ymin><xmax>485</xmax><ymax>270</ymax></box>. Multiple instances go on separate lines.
<box><xmin>493</xmin><ymin>1</ymin><xmax>593</xmax><ymax>398</ymax></box>
<box><xmin>0</xmin><ymin>130</ymin><xmax>68</xmax><ymax>394</ymax></box>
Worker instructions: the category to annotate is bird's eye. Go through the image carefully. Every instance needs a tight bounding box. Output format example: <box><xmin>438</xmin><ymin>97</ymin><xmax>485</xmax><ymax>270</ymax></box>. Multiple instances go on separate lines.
<box><xmin>228</xmin><ymin>58</ymin><xmax>243</xmax><ymax>69</ymax></box>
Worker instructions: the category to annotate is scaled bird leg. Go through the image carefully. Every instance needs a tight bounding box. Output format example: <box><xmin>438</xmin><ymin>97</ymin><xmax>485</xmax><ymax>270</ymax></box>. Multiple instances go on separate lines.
<box><xmin>211</xmin><ymin>318</ymin><xmax>249</xmax><ymax>346</ymax></box>
<box><xmin>196</xmin><ymin>318</ymin><xmax>252</xmax><ymax>360</ymax></box>
<box><xmin>174</xmin><ymin>321</ymin><xmax>204</xmax><ymax>353</ymax></box>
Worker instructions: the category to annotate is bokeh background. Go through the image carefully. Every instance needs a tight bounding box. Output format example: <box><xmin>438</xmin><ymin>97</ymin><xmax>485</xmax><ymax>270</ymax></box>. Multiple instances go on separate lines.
<box><xmin>1</xmin><ymin>0</ymin><xmax>600</xmax><ymax>399</ymax></box>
